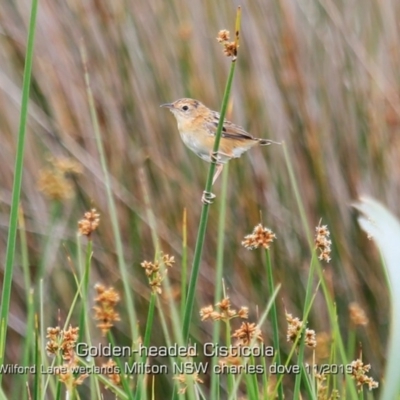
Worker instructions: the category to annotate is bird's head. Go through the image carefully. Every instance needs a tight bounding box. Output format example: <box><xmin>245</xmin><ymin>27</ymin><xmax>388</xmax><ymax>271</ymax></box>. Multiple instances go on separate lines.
<box><xmin>160</xmin><ymin>98</ymin><xmax>204</xmax><ymax>123</ymax></box>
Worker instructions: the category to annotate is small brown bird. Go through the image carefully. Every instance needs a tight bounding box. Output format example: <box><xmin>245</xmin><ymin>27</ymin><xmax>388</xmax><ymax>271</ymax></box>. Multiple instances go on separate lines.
<box><xmin>161</xmin><ymin>98</ymin><xmax>275</xmax><ymax>203</ymax></box>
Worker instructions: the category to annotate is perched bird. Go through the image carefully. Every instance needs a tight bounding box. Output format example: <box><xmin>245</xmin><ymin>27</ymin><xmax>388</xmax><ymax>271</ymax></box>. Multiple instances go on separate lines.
<box><xmin>161</xmin><ymin>98</ymin><xmax>275</xmax><ymax>203</ymax></box>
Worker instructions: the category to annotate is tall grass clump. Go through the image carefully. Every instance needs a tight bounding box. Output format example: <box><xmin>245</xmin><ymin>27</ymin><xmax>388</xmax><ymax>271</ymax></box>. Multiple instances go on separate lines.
<box><xmin>1</xmin><ymin>0</ymin><xmax>399</xmax><ymax>398</ymax></box>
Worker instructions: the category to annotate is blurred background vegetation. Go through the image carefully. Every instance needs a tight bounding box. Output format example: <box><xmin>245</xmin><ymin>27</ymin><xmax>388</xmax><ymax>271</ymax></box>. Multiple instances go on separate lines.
<box><xmin>1</xmin><ymin>0</ymin><xmax>399</xmax><ymax>397</ymax></box>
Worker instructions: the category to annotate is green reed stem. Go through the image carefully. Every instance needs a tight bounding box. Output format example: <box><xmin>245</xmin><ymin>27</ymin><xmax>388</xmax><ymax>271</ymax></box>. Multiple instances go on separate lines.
<box><xmin>181</xmin><ymin>208</ymin><xmax>188</xmax><ymax>319</ymax></box>
<box><xmin>18</xmin><ymin>209</ymin><xmax>35</xmax><ymax>399</ymax></box>
<box><xmin>34</xmin><ymin>315</ymin><xmax>40</xmax><ymax>400</ymax></box>
<box><xmin>78</xmin><ymin>239</ymin><xmax>92</xmax><ymax>343</ymax></box>
<box><xmin>293</xmin><ymin>253</ymin><xmax>317</xmax><ymax>398</ymax></box>
<box><xmin>182</xmin><ymin>7</ymin><xmax>242</xmax><ymax>342</ymax></box>
<box><xmin>210</xmin><ymin>164</ymin><xmax>229</xmax><ymax>399</ymax></box>
<box><xmin>225</xmin><ymin>318</ymin><xmax>235</xmax><ymax>399</ymax></box>
<box><xmin>264</xmin><ymin>249</ymin><xmax>284</xmax><ymax>400</ymax></box>
<box><xmin>134</xmin><ymin>292</ymin><xmax>156</xmax><ymax>400</ymax></box>
<box><xmin>0</xmin><ymin>0</ymin><xmax>38</xmax><ymax>379</ymax></box>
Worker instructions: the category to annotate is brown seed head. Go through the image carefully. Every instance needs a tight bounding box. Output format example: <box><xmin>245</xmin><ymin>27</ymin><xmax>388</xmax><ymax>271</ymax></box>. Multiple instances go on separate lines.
<box><xmin>286</xmin><ymin>312</ymin><xmax>303</xmax><ymax>343</ymax></box>
<box><xmin>217</xmin><ymin>29</ymin><xmax>230</xmax><ymax>42</ymax></box>
<box><xmin>78</xmin><ymin>208</ymin><xmax>100</xmax><ymax>237</ymax></box>
<box><xmin>200</xmin><ymin>298</ymin><xmax>250</xmax><ymax>322</ymax></box>
<box><xmin>315</xmin><ymin>332</ymin><xmax>331</xmax><ymax>360</ymax></box>
<box><xmin>200</xmin><ymin>305</ymin><xmax>214</xmax><ymax>321</ymax></box>
<box><xmin>174</xmin><ymin>372</ymin><xmax>203</xmax><ymax>395</ymax></box>
<box><xmin>37</xmin><ymin>157</ymin><xmax>82</xmax><ymax>201</ymax></box>
<box><xmin>50</xmin><ymin>157</ymin><xmax>83</xmax><ymax>174</ymax></box>
<box><xmin>305</xmin><ymin>329</ymin><xmax>317</xmax><ymax>348</ymax></box>
<box><xmin>350</xmin><ymin>358</ymin><xmax>379</xmax><ymax>391</ymax></box>
<box><xmin>223</xmin><ymin>42</ymin><xmax>237</xmax><ymax>57</ymax></box>
<box><xmin>46</xmin><ymin>325</ymin><xmax>79</xmax><ymax>360</ymax></box>
<box><xmin>38</xmin><ymin>169</ymin><xmax>74</xmax><ymax>200</ymax></box>
<box><xmin>286</xmin><ymin>312</ymin><xmax>316</xmax><ymax>348</ymax></box>
<box><xmin>232</xmin><ymin>322</ymin><xmax>263</xmax><ymax>345</ymax></box>
<box><xmin>103</xmin><ymin>359</ymin><xmax>121</xmax><ymax>386</ymax></box>
<box><xmin>349</xmin><ymin>302</ymin><xmax>369</xmax><ymax>326</ymax></box>
<box><xmin>242</xmin><ymin>224</ymin><xmax>276</xmax><ymax>250</ymax></box>
<box><xmin>140</xmin><ymin>253</ymin><xmax>175</xmax><ymax>294</ymax></box>
<box><xmin>238</xmin><ymin>306</ymin><xmax>249</xmax><ymax>319</ymax></box>
<box><xmin>93</xmin><ymin>284</ymin><xmax>121</xmax><ymax>335</ymax></box>
<box><xmin>216</xmin><ymin>297</ymin><xmax>231</xmax><ymax>311</ymax></box>
<box><xmin>216</xmin><ymin>29</ymin><xmax>238</xmax><ymax>58</ymax></box>
<box><xmin>315</xmin><ymin>223</ymin><xmax>332</xmax><ymax>262</ymax></box>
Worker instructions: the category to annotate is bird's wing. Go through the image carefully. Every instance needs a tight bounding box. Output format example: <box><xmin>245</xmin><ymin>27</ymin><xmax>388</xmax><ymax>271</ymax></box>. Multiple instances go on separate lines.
<box><xmin>205</xmin><ymin>111</ymin><xmax>256</xmax><ymax>141</ymax></box>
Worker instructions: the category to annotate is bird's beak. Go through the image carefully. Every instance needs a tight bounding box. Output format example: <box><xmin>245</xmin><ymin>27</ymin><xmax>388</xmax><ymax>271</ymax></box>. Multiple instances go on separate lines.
<box><xmin>160</xmin><ymin>103</ymin><xmax>173</xmax><ymax>109</ymax></box>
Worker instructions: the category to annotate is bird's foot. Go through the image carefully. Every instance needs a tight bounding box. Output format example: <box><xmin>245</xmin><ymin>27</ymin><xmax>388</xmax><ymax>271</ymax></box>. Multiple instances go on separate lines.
<box><xmin>202</xmin><ymin>190</ymin><xmax>216</xmax><ymax>205</ymax></box>
<box><xmin>210</xmin><ymin>151</ymin><xmax>220</xmax><ymax>164</ymax></box>
<box><xmin>210</xmin><ymin>150</ymin><xmax>230</xmax><ymax>163</ymax></box>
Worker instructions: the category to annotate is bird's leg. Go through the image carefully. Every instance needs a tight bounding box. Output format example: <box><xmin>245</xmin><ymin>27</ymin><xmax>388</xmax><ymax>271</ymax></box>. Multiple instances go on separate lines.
<box><xmin>212</xmin><ymin>163</ymin><xmax>224</xmax><ymax>185</ymax></box>
<box><xmin>201</xmin><ymin>157</ymin><xmax>225</xmax><ymax>204</ymax></box>
<box><xmin>202</xmin><ymin>164</ymin><xmax>223</xmax><ymax>204</ymax></box>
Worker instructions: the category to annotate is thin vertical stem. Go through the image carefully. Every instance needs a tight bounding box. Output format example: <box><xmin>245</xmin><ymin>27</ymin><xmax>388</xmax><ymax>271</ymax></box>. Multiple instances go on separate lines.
<box><xmin>0</xmin><ymin>0</ymin><xmax>39</xmax><ymax>376</ymax></box>
<box><xmin>182</xmin><ymin>7</ymin><xmax>242</xmax><ymax>342</ymax></box>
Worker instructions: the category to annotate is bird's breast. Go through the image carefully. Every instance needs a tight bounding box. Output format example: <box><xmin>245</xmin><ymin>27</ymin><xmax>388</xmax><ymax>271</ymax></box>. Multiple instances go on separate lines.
<box><xmin>179</xmin><ymin>131</ymin><xmax>211</xmax><ymax>160</ymax></box>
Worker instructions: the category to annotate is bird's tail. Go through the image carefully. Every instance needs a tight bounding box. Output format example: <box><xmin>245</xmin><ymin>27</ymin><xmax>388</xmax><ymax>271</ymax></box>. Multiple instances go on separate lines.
<box><xmin>258</xmin><ymin>139</ymin><xmax>282</xmax><ymax>146</ymax></box>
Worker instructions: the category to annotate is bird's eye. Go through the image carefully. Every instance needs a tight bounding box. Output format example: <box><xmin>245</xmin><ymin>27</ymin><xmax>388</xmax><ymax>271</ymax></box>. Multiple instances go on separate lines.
<box><xmin>182</xmin><ymin>105</ymin><xmax>189</xmax><ymax>111</ymax></box>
